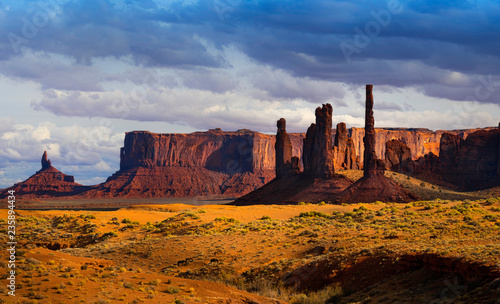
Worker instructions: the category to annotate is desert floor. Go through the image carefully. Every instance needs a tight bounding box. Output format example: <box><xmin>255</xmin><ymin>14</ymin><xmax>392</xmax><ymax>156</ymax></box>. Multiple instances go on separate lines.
<box><xmin>1</xmin><ymin>172</ymin><xmax>500</xmax><ymax>303</ymax></box>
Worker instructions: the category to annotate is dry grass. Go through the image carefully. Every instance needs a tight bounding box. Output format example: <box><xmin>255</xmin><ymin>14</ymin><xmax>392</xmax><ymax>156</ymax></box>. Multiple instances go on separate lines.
<box><xmin>1</xmin><ymin>191</ymin><xmax>500</xmax><ymax>303</ymax></box>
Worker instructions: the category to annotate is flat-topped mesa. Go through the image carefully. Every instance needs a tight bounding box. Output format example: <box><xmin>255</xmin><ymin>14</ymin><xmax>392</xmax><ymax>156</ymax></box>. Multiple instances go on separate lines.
<box><xmin>363</xmin><ymin>85</ymin><xmax>385</xmax><ymax>178</ymax></box>
<box><xmin>41</xmin><ymin>151</ymin><xmax>51</xmax><ymax>170</ymax></box>
<box><xmin>303</xmin><ymin>104</ymin><xmax>335</xmax><ymax>179</ymax></box>
<box><xmin>275</xmin><ymin>118</ymin><xmax>300</xmax><ymax>178</ymax></box>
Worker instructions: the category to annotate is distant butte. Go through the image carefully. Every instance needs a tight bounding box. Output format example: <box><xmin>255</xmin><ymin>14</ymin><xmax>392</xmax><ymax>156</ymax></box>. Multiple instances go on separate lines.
<box><xmin>0</xmin><ymin>151</ymin><xmax>85</xmax><ymax>198</ymax></box>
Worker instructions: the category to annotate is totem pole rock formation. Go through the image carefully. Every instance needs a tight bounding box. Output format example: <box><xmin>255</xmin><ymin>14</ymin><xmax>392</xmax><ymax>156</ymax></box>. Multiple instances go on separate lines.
<box><xmin>363</xmin><ymin>85</ymin><xmax>385</xmax><ymax>178</ymax></box>
<box><xmin>275</xmin><ymin>118</ymin><xmax>300</xmax><ymax>178</ymax></box>
<box><xmin>41</xmin><ymin>151</ymin><xmax>52</xmax><ymax>170</ymax></box>
<box><xmin>303</xmin><ymin>104</ymin><xmax>335</xmax><ymax>178</ymax></box>
<box><xmin>335</xmin><ymin>85</ymin><xmax>416</xmax><ymax>204</ymax></box>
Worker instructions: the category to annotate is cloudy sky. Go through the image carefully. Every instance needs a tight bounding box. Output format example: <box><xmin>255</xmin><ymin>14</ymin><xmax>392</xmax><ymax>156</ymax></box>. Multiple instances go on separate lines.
<box><xmin>1</xmin><ymin>0</ymin><xmax>500</xmax><ymax>187</ymax></box>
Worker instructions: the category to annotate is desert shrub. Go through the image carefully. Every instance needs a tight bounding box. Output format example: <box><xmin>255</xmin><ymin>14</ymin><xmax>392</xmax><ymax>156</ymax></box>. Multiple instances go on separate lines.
<box><xmin>214</xmin><ymin>217</ymin><xmax>239</xmax><ymax>223</ymax></box>
<box><xmin>164</xmin><ymin>286</ymin><xmax>180</xmax><ymax>294</ymax></box>
<box><xmin>122</xmin><ymin>218</ymin><xmax>132</xmax><ymax>224</ymax></box>
<box><xmin>298</xmin><ymin>211</ymin><xmax>331</xmax><ymax>219</ymax></box>
<box><xmin>485</xmin><ymin>197</ymin><xmax>500</xmax><ymax>205</ymax></box>
<box><xmin>289</xmin><ymin>285</ymin><xmax>343</xmax><ymax>304</ymax></box>
<box><xmin>354</xmin><ymin>205</ymin><xmax>369</xmax><ymax>212</ymax></box>
<box><xmin>26</xmin><ymin>290</ymin><xmax>47</xmax><ymax>299</ymax></box>
<box><xmin>260</xmin><ymin>215</ymin><xmax>272</xmax><ymax>220</ymax></box>
<box><xmin>101</xmin><ymin>231</ymin><xmax>118</xmax><ymax>240</ymax></box>
<box><xmin>298</xmin><ymin>230</ymin><xmax>318</xmax><ymax>237</ymax></box>
<box><xmin>483</xmin><ymin>214</ymin><xmax>498</xmax><ymax>222</ymax></box>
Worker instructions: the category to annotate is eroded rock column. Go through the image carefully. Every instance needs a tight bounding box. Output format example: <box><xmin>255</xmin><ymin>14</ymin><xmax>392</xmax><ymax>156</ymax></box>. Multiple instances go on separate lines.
<box><xmin>275</xmin><ymin>118</ymin><xmax>293</xmax><ymax>178</ymax></box>
<box><xmin>363</xmin><ymin>85</ymin><xmax>384</xmax><ymax>178</ymax></box>
<box><xmin>303</xmin><ymin>104</ymin><xmax>335</xmax><ymax>178</ymax></box>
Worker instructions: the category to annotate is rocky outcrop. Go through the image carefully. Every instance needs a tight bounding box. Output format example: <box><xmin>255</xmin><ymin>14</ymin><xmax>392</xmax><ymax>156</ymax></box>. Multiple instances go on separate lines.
<box><xmin>334</xmin><ymin>123</ymin><xmax>359</xmax><ymax>170</ymax></box>
<box><xmin>303</xmin><ymin>104</ymin><xmax>335</xmax><ymax>178</ymax></box>
<box><xmin>0</xmin><ymin>152</ymin><xmax>84</xmax><ymax>198</ymax></box>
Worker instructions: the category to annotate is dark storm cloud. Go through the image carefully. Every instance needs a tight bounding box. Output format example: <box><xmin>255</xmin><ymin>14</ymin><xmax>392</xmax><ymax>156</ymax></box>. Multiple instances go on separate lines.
<box><xmin>1</xmin><ymin>0</ymin><xmax>500</xmax><ymax>103</ymax></box>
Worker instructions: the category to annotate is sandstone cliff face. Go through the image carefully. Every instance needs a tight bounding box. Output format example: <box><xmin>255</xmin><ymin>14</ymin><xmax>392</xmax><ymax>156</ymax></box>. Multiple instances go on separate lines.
<box><xmin>438</xmin><ymin>128</ymin><xmax>500</xmax><ymax>188</ymax></box>
<box><xmin>334</xmin><ymin>123</ymin><xmax>360</xmax><ymax>170</ymax></box>
<box><xmin>385</xmin><ymin>139</ymin><xmax>412</xmax><ymax>173</ymax></box>
<box><xmin>350</xmin><ymin>127</ymin><xmax>495</xmax><ymax>165</ymax></box>
<box><xmin>120</xmin><ymin>129</ymin><xmax>304</xmax><ymax>174</ymax></box>
<box><xmin>90</xmin><ymin>129</ymin><xmax>305</xmax><ymax>198</ymax></box>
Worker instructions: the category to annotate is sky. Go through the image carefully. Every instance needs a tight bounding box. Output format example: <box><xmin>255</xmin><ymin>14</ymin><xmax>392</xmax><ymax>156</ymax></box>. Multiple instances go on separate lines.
<box><xmin>1</xmin><ymin>0</ymin><xmax>500</xmax><ymax>187</ymax></box>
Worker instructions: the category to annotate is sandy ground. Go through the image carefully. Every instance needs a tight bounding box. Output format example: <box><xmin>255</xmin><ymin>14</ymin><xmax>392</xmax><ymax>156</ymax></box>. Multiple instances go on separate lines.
<box><xmin>1</xmin><ymin>197</ymin><xmax>500</xmax><ymax>303</ymax></box>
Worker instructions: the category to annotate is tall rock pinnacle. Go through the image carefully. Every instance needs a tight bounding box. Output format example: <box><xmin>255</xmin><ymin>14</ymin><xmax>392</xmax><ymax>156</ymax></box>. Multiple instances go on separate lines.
<box><xmin>41</xmin><ymin>151</ymin><xmax>51</xmax><ymax>170</ymax></box>
<box><xmin>275</xmin><ymin>118</ymin><xmax>293</xmax><ymax>178</ymax></box>
<box><xmin>363</xmin><ymin>85</ymin><xmax>383</xmax><ymax>178</ymax></box>
<box><xmin>303</xmin><ymin>103</ymin><xmax>335</xmax><ymax>178</ymax></box>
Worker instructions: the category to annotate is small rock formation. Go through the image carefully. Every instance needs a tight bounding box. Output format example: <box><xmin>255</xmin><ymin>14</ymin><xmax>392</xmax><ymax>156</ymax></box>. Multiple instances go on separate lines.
<box><xmin>385</xmin><ymin>139</ymin><xmax>413</xmax><ymax>173</ymax></box>
<box><xmin>303</xmin><ymin>104</ymin><xmax>335</xmax><ymax>179</ymax></box>
<box><xmin>336</xmin><ymin>85</ymin><xmax>416</xmax><ymax>204</ymax></box>
<box><xmin>41</xmin><ymin>151</ymin><xmax>51</xmax><ymax>170</ymax></box>
<box><xmin>275</xmin><ymin>118</ymin><xmax>300</xmax><ymax>178</ymax></box>
<box><xmin>333</xmin><ymin>123</ymin><xmax>359</xmax><ymax>170</ymax></box>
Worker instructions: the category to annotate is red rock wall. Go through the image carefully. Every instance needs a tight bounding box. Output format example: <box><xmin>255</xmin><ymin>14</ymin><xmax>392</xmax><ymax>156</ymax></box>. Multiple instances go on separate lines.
<box><xmin>349</xmin><ymin>127</ymin><xmax>494</xmax><ymax>165</ymax></box>
<box><xmin>120</xmin><ymin>129</ymin><xmax>305</xmax><ymax>174</ymax></box>
<box><xmin>121</xmin><ymin>128</ymin><xmax>495</xmax><ymax>174</ymax></box>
